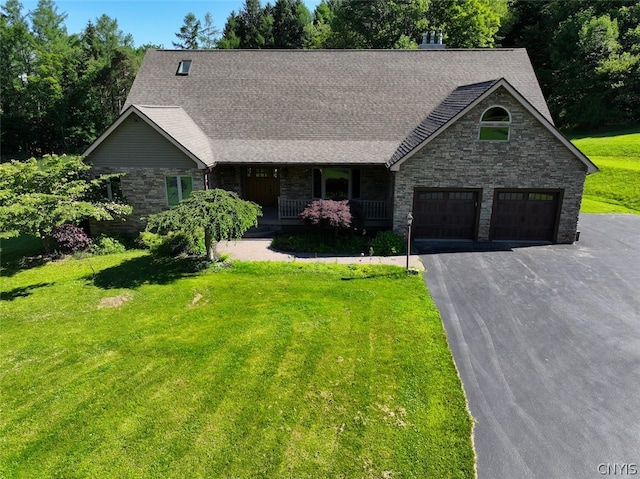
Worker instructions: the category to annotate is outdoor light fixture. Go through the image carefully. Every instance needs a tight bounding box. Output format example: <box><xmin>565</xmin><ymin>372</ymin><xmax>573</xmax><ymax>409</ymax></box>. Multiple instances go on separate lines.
<box><xmin>406</xmin><ymin>212</ymin><xmax>414</xmax><ymax>272</ymax></box>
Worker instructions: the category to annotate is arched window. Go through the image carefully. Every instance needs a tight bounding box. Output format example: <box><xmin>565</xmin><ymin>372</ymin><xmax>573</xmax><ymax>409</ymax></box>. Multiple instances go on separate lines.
<box><xmin>479</xmin><ymin>106</ymin><xmax>511</xmax><ymax>141</ymax></box>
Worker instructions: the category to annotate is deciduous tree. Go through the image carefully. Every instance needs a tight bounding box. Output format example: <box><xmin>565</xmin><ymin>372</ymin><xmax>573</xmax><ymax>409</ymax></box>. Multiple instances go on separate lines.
<box><xmin>0</xmin><ymin>155</ymin><xmax>132</xmax><ymax>252</ymax></box>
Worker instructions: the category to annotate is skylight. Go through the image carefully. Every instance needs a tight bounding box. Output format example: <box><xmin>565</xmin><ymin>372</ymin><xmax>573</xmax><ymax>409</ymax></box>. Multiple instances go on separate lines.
<box><xmin>177</xmin><ymin>60</ymin><xmax>192</xmax><ymax>76</ymax></box>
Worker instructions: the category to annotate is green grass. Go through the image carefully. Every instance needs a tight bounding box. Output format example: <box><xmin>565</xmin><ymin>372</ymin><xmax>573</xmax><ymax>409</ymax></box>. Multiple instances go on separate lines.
<box><xmin>572</xmin><ymin>130</ymin><xmax>640</xmax><ymax>214</ymax></box>
<box><xmin>1</xmin><ymin>252</ymin><xmax>474</xmax><ymax>478</ymax></box>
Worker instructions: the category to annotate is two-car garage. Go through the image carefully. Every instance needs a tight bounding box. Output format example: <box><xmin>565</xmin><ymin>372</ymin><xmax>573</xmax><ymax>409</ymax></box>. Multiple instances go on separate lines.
<box><xmin>412</xmin><ymin>188</ymin><xmax>562</xmax><ymax>242</ymax></box>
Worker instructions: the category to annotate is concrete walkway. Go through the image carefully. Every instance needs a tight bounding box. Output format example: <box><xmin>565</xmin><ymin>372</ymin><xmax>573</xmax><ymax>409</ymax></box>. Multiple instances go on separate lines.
<box><xmin>217</xmin><ymin>238</ymin><xmax>425</xmax><ymax>270</ymax></box>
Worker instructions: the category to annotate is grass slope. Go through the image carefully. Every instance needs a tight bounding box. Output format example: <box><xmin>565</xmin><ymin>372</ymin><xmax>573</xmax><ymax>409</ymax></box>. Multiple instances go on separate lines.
<box><xmin>572</xmin><ymin>130</ymin><xmax>640</xmax><ymax>214</ymax></box>
<box><xmin>1</xmin><ymin>252</ymin><xmax>474</xmax><ymax>478</ymax></box>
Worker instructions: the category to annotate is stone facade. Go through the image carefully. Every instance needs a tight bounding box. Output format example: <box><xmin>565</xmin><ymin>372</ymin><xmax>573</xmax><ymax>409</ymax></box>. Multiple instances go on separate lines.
<box><xmin>90</xmin><ymin>166</ymin><xmax>205</xmax><ymax>234</ymax></box>
<box><xmin>392</xmin><ymin>87</ymin><xmax>587</xmax><ymax>243</ymax></box>
<box><xmin>279</xmin><ymin>167</ymin><xmax>311</xmax><ymax>199</ymax></box>
<box><xmin>208</xmin><ymin>165</ymin><xmax>242</xmax><ymax>195</ymax></box>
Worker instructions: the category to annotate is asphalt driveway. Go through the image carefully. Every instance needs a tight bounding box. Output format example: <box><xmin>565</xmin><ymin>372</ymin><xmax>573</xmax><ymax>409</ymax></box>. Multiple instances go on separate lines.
<box><xmin>420</xmin><ymin>214</ymin><xmax>640</xmax><ymax>479</ymax></box>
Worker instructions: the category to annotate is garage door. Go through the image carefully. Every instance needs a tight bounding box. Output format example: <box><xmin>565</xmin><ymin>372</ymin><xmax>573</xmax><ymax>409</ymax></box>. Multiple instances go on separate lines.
<box><xmin>491</xmin><ymin>190</ymin><xmax>560</xmax><ymax>241</ymax></box>
<box><xmin>413</xmin><ymin>189</ymin><xmax>479</xmax><ymax>239</ymax></box>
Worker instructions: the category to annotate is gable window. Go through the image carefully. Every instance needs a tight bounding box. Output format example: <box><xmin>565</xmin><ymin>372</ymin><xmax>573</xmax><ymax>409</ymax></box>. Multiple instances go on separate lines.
<box><xmin>165</xmin><ymin>176</ymin><xmax>193</xmax><ymax>206</ymax></box>
<box><xmin>479</xmin><ymin>106</ymin><xmax>511</xmax><ymax>141</ymax></box>
<box><xmin>176</xmin><ymin>60</ymin><xmax>192</xmax><ymax>75</ymax></box>
<box><xmin>104</xmin><ymin>177</ymin><xmax>122</xmax><ymax>201</ymax></box>
<box><xmin>313</xmin><ymin>168</ymin><xmax>360</xmax><ymax>200</ymax></box>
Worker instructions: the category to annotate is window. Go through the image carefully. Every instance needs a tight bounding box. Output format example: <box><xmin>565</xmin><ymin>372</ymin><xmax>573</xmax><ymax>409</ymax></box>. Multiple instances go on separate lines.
<box><xmin>176</xmin><ymin>60</ymin><xmax>192</xmax><ymax>75</ymax></box>
<box><xmin>104</xmin><ymin>178</ymin><xmax>122</xmax><ymax>201</ymax></box>
<box><xmin>312</xmin><ymin>168</ymin><xmax>361</xmax><ymax>200</ymax></box>
<box><xmin>165</xmin><ymin>176</ymin><xmax>193</xmax><ymax>206</ymax></box>
<box><xmin>479</xmin><ymin>106</ymin><xmax>511</xmax><ymax>141</ymax></box>
<box><xmin>498</xmin><ymin>192</ymin><xmax>524</xmax><ymax>201</ymax></box>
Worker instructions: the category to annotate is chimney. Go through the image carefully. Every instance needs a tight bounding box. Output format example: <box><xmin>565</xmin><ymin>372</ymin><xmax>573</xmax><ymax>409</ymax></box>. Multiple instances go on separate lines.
<box><xmin>418</xmin><ymin>30</ymin><xmax>446</xmax><ymax>50</ymax></box>
<box><xmin>419</xmin><ymin>32</ymin><xmax>428</xmax><ymax>49</ymax></box>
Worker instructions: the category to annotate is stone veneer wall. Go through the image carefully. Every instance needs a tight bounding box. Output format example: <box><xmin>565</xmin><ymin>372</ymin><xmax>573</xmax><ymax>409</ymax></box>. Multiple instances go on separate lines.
<box><xmin>279</xmin><ymin>167</ymin><xmax>310</xmax><ymax>199</ymax></box>
<box><xmin>90</xmin><ymin>166</ymin><xmax>205</xmax><ymax>234</ymax></box>
<box><xmin>392</xmin><ymin>87</ymin><xmax>588</xmax><ymax>243</ymax></box>
<box><xmin>279</xmin><ymin>166</ymin><xmax>392</xmax><ymax>201</ymax></box>
<box><xmin>209</xmin><ymin>165</ymin><xmax>242</xmax><ymax>195</ymax></box>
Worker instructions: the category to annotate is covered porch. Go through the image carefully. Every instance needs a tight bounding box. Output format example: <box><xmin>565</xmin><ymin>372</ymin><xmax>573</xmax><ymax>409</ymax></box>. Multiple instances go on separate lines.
<box><xmin>210</xmin><ymin>164</ymin><xmax>394</xmax><ymax>228</ymax></box>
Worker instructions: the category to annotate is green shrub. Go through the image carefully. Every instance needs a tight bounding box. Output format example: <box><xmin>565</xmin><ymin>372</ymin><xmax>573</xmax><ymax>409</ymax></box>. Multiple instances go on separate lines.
<box><xmin>136</xmin><ymin>231</ymin><xmax>164</xmax><ymax>251</ymax></box>
<box><xmin>89</xmin><ymin>235</ymin><xmax>126</xmax><ymax>256</ymax></box>
<box><xmin>154</xmin><ymin>231</ymin><xmax>205</xmax><ymax>258</ymax></box>
<box><xmin>369</xmin><ymin>230</ymin><xmax>405</xmax><ymax>256</ymax></box>
<box><xmin>271</xmin><ymin>231</ymin><xmax>369</xmax><ymax>255</ymax></box>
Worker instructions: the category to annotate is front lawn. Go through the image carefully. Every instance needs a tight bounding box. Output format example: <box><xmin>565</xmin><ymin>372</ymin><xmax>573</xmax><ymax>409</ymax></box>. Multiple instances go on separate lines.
<box><xmin>572</xmin><ymin>130</ymin><xmax>640</xmax><ymax>214</ymax></box>
<box><xmin>0</xmin><ymin>252</ymin><xmax>474</xmax><ymax>478</ymax></box>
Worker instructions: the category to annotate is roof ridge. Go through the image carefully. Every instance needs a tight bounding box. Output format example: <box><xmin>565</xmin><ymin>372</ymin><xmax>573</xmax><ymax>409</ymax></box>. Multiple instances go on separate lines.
<box><xmin>134</xmin><ymin>104</ymin><xmax>183</xmax><ymax>109</ymax></box>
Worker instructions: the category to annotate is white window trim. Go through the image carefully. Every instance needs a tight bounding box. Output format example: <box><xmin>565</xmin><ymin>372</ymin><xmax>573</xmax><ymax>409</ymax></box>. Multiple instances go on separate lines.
<box><xmin>165</xmin><ymin>175</ymin><xmax>193</xmax><ymax>206</ymax></box>
<box><xmin>177</xmin><ymin>60</ymin><xmax>192</xmax><ymax>75</ymax></box>
<box><xmin>479</xmin><ymin>105</ymin><xmax>511</xmax><ymax>142</ymax></box>
<box><xmin>105</xmin><ymin>178</ymin><xmax>121</xmax><ymax>201</ymax></box>
<box><xmin>106</xmin><ymin>180</ymin><xmax>115</xmax><ymax>201</ymax></box>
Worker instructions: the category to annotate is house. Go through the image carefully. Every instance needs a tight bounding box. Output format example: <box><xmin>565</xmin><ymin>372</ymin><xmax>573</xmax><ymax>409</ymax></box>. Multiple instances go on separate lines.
<box><xmin>83</xmin><ymin>49</ymin><xmax>597</xmax><ymax>243</ymax></box>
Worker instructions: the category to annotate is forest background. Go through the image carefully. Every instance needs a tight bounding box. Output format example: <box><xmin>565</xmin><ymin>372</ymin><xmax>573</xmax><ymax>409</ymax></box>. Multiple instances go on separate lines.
<box><xmin>1</xmin><ymin>0</ymin><xmax>639</xmax><ymax>160</ymax></box>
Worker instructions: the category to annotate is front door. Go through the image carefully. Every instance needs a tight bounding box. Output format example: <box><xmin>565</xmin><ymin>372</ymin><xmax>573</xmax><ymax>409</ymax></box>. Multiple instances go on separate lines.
<box><xmin>245</xmin><ymin>167</ymin><xmax>280</xmax><ymax>207</ymax></box>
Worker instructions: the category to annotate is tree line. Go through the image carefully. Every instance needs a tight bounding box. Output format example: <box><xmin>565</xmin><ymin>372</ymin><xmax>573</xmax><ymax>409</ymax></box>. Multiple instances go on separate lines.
<box><xmin>2</xmin><ymin>0</ymin><xmax>638</xmax><ymax>161</ymax></box>
<box><xmin>1</xmin><ymin>0</ymin><xmax>157</xmax><ymax>158</ymax></box>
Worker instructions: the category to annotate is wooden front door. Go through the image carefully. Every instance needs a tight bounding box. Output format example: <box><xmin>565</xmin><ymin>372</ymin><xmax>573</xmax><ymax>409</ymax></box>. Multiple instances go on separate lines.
<box><xmin>245</xmin><ymin>167</ymin><xmax>280</xmax><ymax>207</ymax></box>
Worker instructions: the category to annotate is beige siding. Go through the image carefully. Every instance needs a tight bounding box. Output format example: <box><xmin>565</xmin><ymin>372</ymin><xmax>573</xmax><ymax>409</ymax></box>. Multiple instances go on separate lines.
<box><xmin>88</xmin><ymin>115</ymin><xmax>199</xmax><ymax>169</ymax></box>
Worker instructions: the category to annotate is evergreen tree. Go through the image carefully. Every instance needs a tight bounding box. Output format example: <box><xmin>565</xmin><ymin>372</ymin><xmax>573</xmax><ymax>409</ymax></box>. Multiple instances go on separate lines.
<box><xmin>238</xmin><ymin>0</ymin><xmax>268</xmax><ymax>48</ymax></box>
<box><xmin>218</xmin><ymin>12</ymin><xmax>242</xmax><ymax>49</ymax></box>
<box><xmin>271</xmin><ymin>0</ymin><xmax>310</xmax><ymax>48</ymax></box>
<box><xmin>199</xmin><ymin>12</ymin><xmax>220</xmax><ymax>49</ymax></box>
<box><xmin>173</xmin><ymin>12</ymin><xmax>201</xmax><ymax>49</ymax></box>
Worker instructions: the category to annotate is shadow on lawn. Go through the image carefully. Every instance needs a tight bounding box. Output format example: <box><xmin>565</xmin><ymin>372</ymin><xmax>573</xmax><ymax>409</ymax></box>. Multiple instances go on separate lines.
<box><xmin>340</xmin><ymin>270</ymin><xmax>409</xmax><ymax>281</ymax></box>
<box><xmin>89</xmin><ymin>255</ymin><xmax>205</xmax><ymax>290</ymax></box>
<box><xmin>1</xmin><ymin>282</ymin><xmax>55</xmax><ymax>301</ymax></box>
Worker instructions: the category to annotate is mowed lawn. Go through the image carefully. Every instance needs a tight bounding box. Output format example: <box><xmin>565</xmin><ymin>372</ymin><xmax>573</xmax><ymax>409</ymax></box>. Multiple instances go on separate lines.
<box><xmin>0</xmin><ymin>251</ymin><xmax>474</xmax><ymax>478</ymax></box>
<box><xmin>572</xmin><ymin>130</ymin><xmax>640</xmax><ymax>214</ymax></box>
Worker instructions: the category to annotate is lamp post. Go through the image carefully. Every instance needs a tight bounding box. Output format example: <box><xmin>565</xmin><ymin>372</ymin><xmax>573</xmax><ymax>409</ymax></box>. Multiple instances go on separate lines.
<box><xmin>406</xmin><ymin>212</ymin><xmax>413</xmax><ymax>272</ymax></box>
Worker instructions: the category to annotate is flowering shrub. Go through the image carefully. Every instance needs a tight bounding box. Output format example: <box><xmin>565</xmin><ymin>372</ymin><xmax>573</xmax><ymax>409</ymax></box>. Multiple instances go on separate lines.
<box><xmin>51</xmin><ymin>224</ymin><xmax>92</xmax><ymax>252</ymax></box>
<box><xmin>299</xmin><ymin>199</ymin><xmax>352</xmax><ymax>232</ymax></box>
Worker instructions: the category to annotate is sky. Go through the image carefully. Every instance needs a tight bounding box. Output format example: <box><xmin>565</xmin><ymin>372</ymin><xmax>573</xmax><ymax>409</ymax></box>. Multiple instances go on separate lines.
<box><xmin>20</xmin><ymin>0</ymin><xmax>319</xmax><ymax>49</ymax></box>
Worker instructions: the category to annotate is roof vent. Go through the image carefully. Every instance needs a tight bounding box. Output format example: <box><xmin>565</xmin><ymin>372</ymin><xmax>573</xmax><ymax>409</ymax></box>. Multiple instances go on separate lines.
<box><xmin>419</xmin><ymin>31</ymin><xmax>446</xmax><ymax>50</ymax></box>
<box><xmin>177</xmin><ymin>59</ymin><xmax>192</xmax><ymax>75</ymax></box>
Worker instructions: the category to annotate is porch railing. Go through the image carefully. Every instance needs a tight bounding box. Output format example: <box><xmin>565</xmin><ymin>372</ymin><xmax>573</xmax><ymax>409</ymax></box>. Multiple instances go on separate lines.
<box><xmin>278</xmin><ymin>197</ymin><xmax>391</xmax><ymax>221</ymax></box>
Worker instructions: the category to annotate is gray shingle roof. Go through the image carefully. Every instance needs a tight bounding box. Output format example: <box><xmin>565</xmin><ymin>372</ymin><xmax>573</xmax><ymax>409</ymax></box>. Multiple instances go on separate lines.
<box><xmin>386</xmin><ymin>79</ymin><xmax>501</xmax><ymax>167</ymax></box>
<box><xmin>124</xmin><ymin>49</ymin><xmax>551</xmax><ymax>166</ymax></box>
